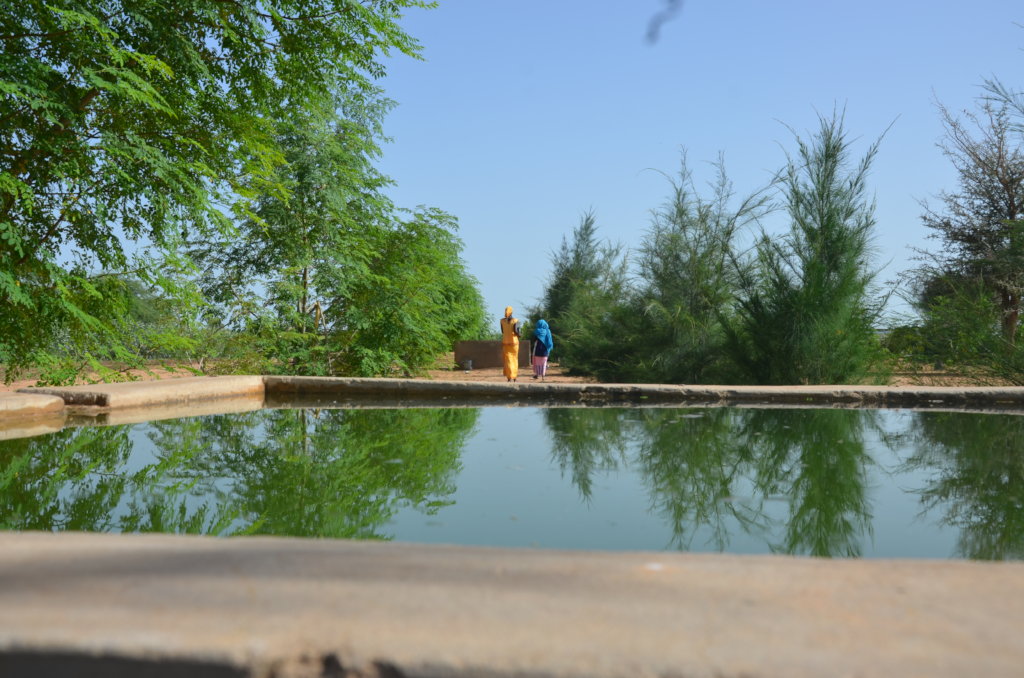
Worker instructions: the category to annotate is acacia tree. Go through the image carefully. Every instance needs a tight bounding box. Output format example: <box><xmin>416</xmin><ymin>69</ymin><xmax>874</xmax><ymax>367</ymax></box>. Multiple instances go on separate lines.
<box><xmin>192</xmin><ymin>92</ymin><xmax>486</xmax><ymax>376</ymax></box>
<box><xmin>336</xmin><ymin>207</ymin><xmax>488</xmax><ymax>376</ymax></box>
<box><xmin>918</xmin><ymin>98</ymin><xmax>1024</xmax><ymax>344</ymax></box>
<box><xmin>0</xmin><ymin>0</ymin><xmax>428</xmax><ymax>382</ymax></box>
<box><xmin>190</xmin><ymin>88</ymin><xmax>391</xmax><ymax>372</ymax></box>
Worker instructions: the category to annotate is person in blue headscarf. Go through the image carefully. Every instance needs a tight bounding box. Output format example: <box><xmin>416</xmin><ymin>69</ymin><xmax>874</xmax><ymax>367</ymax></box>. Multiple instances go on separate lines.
<box><xmin>530</xmin><ymin>319</ymin><xmax>554</xmax><ymax>381</ymax></box>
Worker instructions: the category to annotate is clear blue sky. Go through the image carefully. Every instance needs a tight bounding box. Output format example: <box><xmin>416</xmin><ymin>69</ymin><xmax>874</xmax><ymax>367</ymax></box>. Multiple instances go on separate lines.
<box><xmin>378</xmin><ymin>0</ymin><xmax>1023</xmax><ymax>324</ymax></box>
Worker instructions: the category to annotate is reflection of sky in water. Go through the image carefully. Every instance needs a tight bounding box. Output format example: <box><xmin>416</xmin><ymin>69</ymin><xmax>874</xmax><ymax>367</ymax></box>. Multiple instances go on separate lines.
<box><xmin>387</xmin><ymin>408</ymin><xmax>961</xmax><ymax>558</ymax></box>
<box><xmin>16</xmin><ymin>406</ymin><xmax>1022</xmax><ymax>558</ymax></box>
<box><xmin>865</xmin><ymin>410</ymin><xmax>949</xmax><ymax>558</ymax></box>
<box><xmin>391</xmin><ymin>408</ymin><xmax>666</xmax><ymax>551</ymax></box>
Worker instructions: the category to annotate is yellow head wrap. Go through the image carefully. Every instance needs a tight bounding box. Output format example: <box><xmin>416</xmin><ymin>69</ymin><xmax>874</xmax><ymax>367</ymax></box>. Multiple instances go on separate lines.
<box><xmin>504</xmin><ymin>306</ymin><xmax>514</xmax><ymax>318</ymax></box>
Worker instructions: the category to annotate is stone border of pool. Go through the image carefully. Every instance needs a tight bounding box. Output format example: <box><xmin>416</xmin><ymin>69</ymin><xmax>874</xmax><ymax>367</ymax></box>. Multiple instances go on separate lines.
<box><xmin>6</xmin><ymin>374</ymin><xmax>1024</xmax><ymax>420</ymax></box>
<box><xmin>2</xmin><ymin>376</ymin><xmax>1024</xmax><ymax>677</ymax></box>
<box><xmin>9</xmin><ymin>374</ymin><xmax>1024</xmax><ymax>438</ymax></box>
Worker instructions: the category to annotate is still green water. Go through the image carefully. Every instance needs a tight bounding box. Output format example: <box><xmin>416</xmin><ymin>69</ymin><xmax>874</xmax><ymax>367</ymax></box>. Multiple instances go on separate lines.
<box><xmin>2</xmin><ymin>406</ymin><xmax>1022</xmax><ymax>559</ymax></box>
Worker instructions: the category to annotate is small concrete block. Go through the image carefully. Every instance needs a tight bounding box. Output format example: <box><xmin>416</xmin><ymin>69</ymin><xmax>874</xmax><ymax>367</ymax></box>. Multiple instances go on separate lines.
<box><xmin>0</xmin><ymin>392</ymin><xmax>65</xmax><ymax>417</ymax></box>
<box><xmin>19</xmin><ymin>376</ymin><xmax>266</xmax><ymax>409</ymax></box>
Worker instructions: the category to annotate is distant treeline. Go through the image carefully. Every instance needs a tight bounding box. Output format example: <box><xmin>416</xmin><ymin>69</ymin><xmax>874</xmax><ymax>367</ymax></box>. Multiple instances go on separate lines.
<box><xmin>530</xmin><ymin>93</ymin><xmax>1024</xmax><ymax>385</ymax></box>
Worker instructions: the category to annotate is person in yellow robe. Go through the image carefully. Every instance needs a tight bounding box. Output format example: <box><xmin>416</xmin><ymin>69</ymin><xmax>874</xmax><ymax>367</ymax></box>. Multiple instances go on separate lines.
<box><xmin>500</xmin><ymin>306</ymin><xmax>521</xmax><ymax>382</ymax></box>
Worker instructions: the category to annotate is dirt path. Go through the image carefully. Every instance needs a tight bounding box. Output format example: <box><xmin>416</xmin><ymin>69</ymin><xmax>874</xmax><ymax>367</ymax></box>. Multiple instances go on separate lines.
<box><xmin>0</xmin><ymin>365</ymin><xmax>202</xmax><ymax>393</ymax></box>
<box><xmin>425</xmin><ymin>361</ymin><xmax>593</xmax><ymax>384</ymax></box>
<box><xmin>0</xmin><ymin>360</ymin><xmax>1005</xmax><ymax>392</ymax></box>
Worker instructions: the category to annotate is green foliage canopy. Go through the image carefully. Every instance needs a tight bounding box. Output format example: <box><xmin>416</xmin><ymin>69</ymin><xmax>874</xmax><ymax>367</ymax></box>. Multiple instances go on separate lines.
<box><xmin>530</xmin><ymin>210</ymin><xmax>628</xmax><ymax>379</ymax></box>
<box><xmin>915</xmin><ymin>98</ymin><xmax>1024</xmax><ymax>348</ymax></box>
<box><xmin>191</xmin><ymin>96</ymin><xmax>487</xmax><ymax>376</ymax></box>
<box><xmin>0</xmin><ymin>0</ymin><xmax>430</xmax><ymax>380</ymax></box>
<box><xmin>630</xmin><ymin>157</ymin><xmax>768</xmax><ymax>383</ymax></box>
<box><xmin>535</xmin><ymin>114</ymin><xmax>886</xmax><ymax>386</ymax></box>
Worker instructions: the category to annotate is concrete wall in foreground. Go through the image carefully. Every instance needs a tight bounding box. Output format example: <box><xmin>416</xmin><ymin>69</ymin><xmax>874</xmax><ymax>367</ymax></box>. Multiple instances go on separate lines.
<box><xmin>453</xmin><ymin>340</ymin><xmax>530</xmax><ymax>369</ymax></box>
<box><xmin>1</xmin><ymin>532</ymin><xmax>1023</xmax><ymax>678</ymax></box>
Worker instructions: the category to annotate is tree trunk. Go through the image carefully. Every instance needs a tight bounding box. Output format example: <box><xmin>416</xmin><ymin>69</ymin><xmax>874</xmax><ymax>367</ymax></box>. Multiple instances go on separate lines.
<box><xmin>1001</xmin><ymin>289</ymin><xmax>1019</xmax><ymax>345</ymax></box>
<box><xmin>300</xmin><ymin>266</ymin><xmax>309</xmax><ymax>333</ymax></box>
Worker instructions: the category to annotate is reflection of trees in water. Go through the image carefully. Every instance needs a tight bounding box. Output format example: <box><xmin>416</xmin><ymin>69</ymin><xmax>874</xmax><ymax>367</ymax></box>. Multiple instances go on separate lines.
<box><xmin>543</xmin><ymin>408</ymin><xmax>632</xmax><ymax>502</ymax></box>
<box><xmin>740</xmin><ymin>409</ymin><xmax>875</xmax><ymax>557</ymax></box>
<box><xmin>906</xmin><ymin>412</ymin><xmax>1024</xmax><ymax>560</ymax></box>
<box><xmin>634</xmin><ymin>408</ymin><xmax>765</xmax><ymax>552</ymax></box>
<box><xmin>545</xmin><ymin>407</ymin><xmax>879</xmax><ymax>557</ymax></box>
<box><xmin>0</xmin><ymin>426</ymin><xmax>134</xmax><ymax>532</ymax></box>
<box><xmin>0</xmin><ymin>408</ymin><xmax>478</xmax><ymax>539</ymax></box>
<box><xmin>8</xmin><ymin>406</ymin><xmax>1023</xmax><ymax>559</ymax></box>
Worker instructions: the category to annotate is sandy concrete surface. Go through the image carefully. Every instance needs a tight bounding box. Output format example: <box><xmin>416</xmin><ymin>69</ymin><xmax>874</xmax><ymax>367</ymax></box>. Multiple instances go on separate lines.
<box><xmin>261</xmin><ymin>376</ymin><xmax>1024</xmax><ymax>410</ymax></box>
<box><xmin>0</xmin><ymin>376</ymin><xmax>266</xmax><ymax>437</ymax></box>
<box><xmin>0</xmin><ymin>363</ymin><xmax>202</xmax><ymax>393</ymax></box>
<box><xmin>0</xmin><ymin>393</ymin><xmax>66</xmax><ymax>441</ymax></box>
<box><xmin>1</xmin><ymin>358</ymin><xmax>996</xmax><ymax>392</ymax></box>
<box><xmin>0</xmin><ymin>392</ymin><xmax>64</xmax><ymax>415</ymax></box>
<box><xmin>7</xmin><ymin>377</ymin><xmax>1024</xmax><ymax>429</ymax></box>
<box><xmin>20</xmin><ymin>375</ymin><xmax>265</xmax><ymax>409</ymax></box>
<box><xmin>1</xmin><ymin>532</ymin><xmax>1022</xmax><ymax>678</ymax></box>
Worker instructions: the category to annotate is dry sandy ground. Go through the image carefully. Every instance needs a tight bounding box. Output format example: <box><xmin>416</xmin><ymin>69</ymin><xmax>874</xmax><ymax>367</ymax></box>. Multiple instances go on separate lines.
<box><xmin>0</xmin><ymin>358</ymin><xmax>1005</xmax><ymax>392</ymax></box>
<box><xmin>421</xmin><ymin>353</ymin><xmax>1002</xmax><ymax>386</ymax></box>
<box><xmin>0</xmin><ymin>363</ymin><xmax>588</xmax><ymax>392</ymax></box>
<box><xmin>423</xmin><ymin>364</ymin><xmax>1002</xmax><ymax>387</ymax></box>
<box><xmin>425</xmin><ymin>360</ymin><xmax>594</xmax><ymax>384</ymax></box>
<box><xmin>0</xmin><ymin>364</ymin><xmax>202</xmax><ymax>393</ymax></box>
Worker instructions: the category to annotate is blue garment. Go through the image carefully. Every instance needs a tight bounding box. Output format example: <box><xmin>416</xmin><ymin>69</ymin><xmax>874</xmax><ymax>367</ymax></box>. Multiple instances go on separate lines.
<box><xmin>532</xmin><ymin>319</ymin><xmax>554</xmax><ymax>357</ymax></box>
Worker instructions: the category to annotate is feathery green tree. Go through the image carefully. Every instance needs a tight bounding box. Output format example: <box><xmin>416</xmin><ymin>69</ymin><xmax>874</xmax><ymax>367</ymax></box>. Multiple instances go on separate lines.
<box><xmin>535</xmin><ymin>210</ymin><xmax>605</xmax><ymax>324</ymax></box>
<box><xmin>631</xmin><ymin>155</ymin><xmax>768</xmax><ymax>383</ymax></box>
<box><xmin>727</xmin><ymin>113</ymin><xmax>886</xmax><ymax>384</ymax></box>
<box><xmin>192</xmin><ymin>95</ymin><xmax>486</xmax><ymax>376</ymax></box>
<box><xmin>532</xmin><ymin>212</ymin><xmax>628</xmax><ymax>378</ymax></box>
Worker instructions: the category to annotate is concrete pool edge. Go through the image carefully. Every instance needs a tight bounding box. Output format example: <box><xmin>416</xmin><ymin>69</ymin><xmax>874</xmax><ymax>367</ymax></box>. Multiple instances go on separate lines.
<box><xmin>0</xmin><ymin>392</ymin><xmax>66</xmax><ymax>441</ymax></box>
<box><xmin>6</xmin><ymin>375</ymin><xmax>1024</xmax><ymax>439</ymax></box>
<box><xmin>20</xmin><ymin>375</ymin><xmax>266</xmax><ymax>409</ymax></box>
<box><xmin>10</xmin><ymin>374</ymin><xmax>1024</xmax><ymax>418</ymax></box>
<box><xmin>1</xmin><ymin>531</ymin><xmax>1022</xmax><ymax>678</ymax></box>
<box><xmin>263</xmin><ymin>376</ymin><xmax>1024</xmax><ymax>410</ymax></box>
